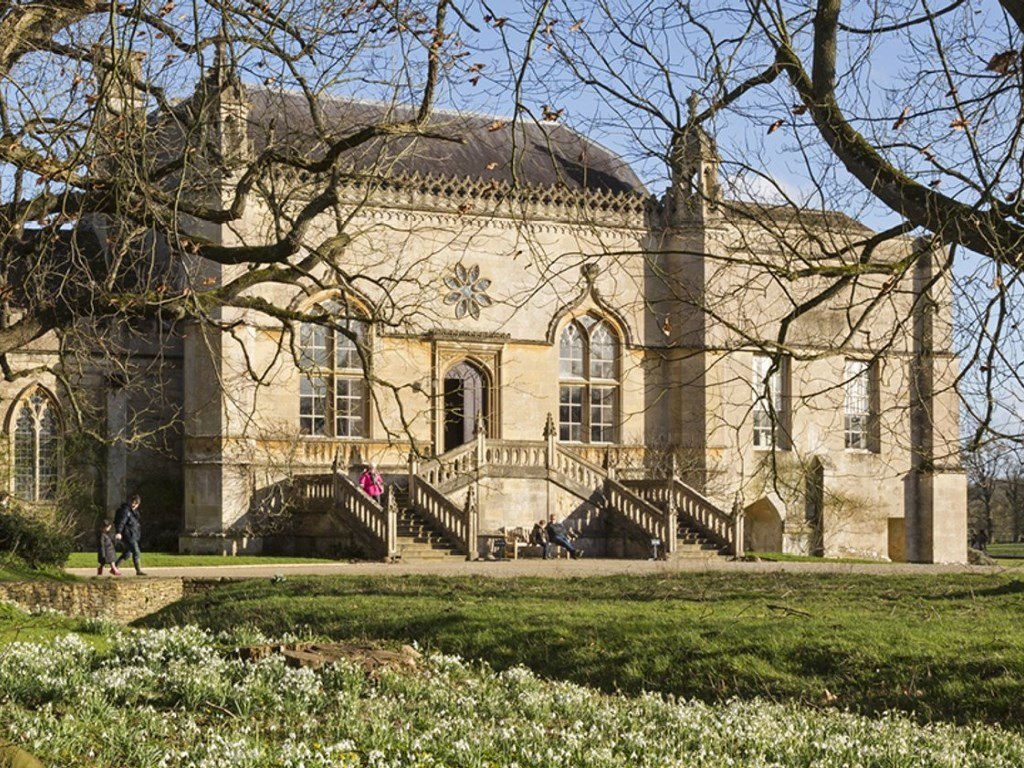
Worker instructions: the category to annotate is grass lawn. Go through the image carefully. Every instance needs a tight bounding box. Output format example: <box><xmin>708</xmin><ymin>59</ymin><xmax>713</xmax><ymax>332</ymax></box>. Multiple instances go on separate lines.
<box><xmin>746</xmin><ymin>550</ymin><xmax>879</xmax><ymax>564</ymax></box>
<box><xmin>140</xmin><ymin>570</ymin><xmax>1024</xmax><ymax>729</ymax></box>
<box><xmin>0</xmin><ymin>558</ymin><xmax>76</xmax><ymax>583</ymax></box>
<box><xmin>64</xmin><ymin>551</ymin><xmax>337</xmax><ymax>568</ymax></box>
<box><xmin>989</xmin><ymin>542</ymin><xmax>1024</xmax><ymax>558</ymax></box>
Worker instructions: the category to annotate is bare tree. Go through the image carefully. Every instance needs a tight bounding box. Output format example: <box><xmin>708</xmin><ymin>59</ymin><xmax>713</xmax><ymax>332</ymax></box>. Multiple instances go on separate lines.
<box><xmin>963</xmin><ymin>433</ymin><xmax>1005</xmax><ymax>539</ymax></box>
<box><xmin>0</xmin><ymin>0</ymin><xmax>466</xmax><ymax>370</ymax></box>
<box><xmin>1000</xmin><ymin>447</ymin><xmax>1024</xmax><ymax>541</ymax></box>
<box><xmin>481</xmin><ymin>1</ymin><xmax>1024</xmax><ymax>446</ymax></box>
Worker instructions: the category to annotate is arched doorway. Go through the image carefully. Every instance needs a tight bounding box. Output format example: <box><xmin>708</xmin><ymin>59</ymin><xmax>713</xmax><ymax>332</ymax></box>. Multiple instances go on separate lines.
<box><xmin>443</xmin><ymin>361</ymin><xmax>487</xmax><ymax>452</ymax></box>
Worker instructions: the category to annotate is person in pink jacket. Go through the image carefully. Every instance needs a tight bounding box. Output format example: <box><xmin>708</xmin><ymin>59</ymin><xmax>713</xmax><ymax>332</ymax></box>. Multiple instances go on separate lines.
<box><xmin>359</xmin><ymin>462</ymin><xmax>384</xmax><ymax>501</ymax></box>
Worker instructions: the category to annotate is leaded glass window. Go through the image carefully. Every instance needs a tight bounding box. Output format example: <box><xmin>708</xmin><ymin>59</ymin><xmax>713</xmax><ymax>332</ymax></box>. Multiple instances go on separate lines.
<box><xmin>558</xmin><ymin>316</ymin><xmax>619</xmax><ymax>443</ymax></box>
<box><xmin>12</xmin><ymin>390</ymin><xmax>61</xmax><ymax>502</ymax></box>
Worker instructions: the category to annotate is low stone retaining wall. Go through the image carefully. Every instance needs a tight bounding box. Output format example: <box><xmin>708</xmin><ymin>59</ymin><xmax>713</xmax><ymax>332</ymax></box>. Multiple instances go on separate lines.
<box><xmin>0</xmin><ymin>578</ymin><xmax>187</xmax><ymax>624</ymax></box>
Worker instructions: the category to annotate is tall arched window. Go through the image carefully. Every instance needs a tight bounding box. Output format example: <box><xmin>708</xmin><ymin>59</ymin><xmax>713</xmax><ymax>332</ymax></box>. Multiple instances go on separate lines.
<box><xmin>298</xmin><ymin>305</ymin><xmax>369</xmax><ymax>438</ymax></box>
<box><xmin>11</xmin><ymin>389</ymin><xmax>61</xmax><ymax>502</ymax></box>
<box><xmin>558</xmin><ymin>315</ymin><xmax>619</xmax><ymax>443</ymax></box>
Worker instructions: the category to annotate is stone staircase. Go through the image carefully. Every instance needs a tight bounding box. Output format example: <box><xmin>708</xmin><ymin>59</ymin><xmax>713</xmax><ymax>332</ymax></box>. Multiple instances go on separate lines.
<box><xmin>395</xmin><ymin>506</ymin><xmax>464</xmax><ymax>560</ymax></box>
<box><xmin>385</xmin><ymin>481</ymin><xmax>465</xmax><ymax>561</ymax></box>
<box><xmin>304</xmin><ymin>432</ymin><xmax>741</xmax><ymax>562</ymax></box>
<box><xmin>673</xmin><ymin>521</ymin><xmax>728</xmax><ymax>560</ymax></box>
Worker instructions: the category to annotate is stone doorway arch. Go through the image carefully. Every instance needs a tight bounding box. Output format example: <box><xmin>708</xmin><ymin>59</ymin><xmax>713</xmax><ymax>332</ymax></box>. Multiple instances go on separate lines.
<box><xmin>443</xmin><ymin>360</ymin><xmax>488</xmax><ymax>452</ymax></box>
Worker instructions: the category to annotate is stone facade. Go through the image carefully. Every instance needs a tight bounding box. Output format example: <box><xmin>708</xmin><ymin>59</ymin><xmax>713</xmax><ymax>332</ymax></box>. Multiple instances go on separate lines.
<box><xmin>0</xmin><ymin>77</ymin><xmax>968</xmax><ymax>564</ymax></box>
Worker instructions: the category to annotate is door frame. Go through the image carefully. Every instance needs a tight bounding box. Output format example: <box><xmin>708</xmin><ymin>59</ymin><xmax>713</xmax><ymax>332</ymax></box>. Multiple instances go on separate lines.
<box><xmin>432</xmin><ymin>339</ymin><xmax>502</xmax><ymax>454</ymax></box>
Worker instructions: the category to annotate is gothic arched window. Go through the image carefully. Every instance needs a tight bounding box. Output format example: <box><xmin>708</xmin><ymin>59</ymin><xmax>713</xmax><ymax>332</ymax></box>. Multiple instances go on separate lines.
<box><xmin>11</xmin><ymin>389</ymin><xmax>61</xmax><ymax>502</ymax></box>
<box><xmin>558</xmin><ymin>315</ymin><xmax>619</xmax><ymax>443</ymax></box>
<box><xmin>298</xmin><ymin>305</ymin><xmax>369</xmax><ymax>438</ymax></box>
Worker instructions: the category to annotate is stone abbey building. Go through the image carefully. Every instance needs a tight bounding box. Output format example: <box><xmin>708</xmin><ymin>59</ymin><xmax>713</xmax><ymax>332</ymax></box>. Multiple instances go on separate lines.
<box><xmin>2</xmin><ymin>75</ymin><xmax>967</xmax><ymax>563</ymax></box>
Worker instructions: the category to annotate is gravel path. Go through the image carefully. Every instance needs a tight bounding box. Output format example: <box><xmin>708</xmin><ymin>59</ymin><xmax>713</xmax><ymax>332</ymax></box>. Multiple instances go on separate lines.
<box><xmin>65</xmin><ymin>557</ymin><xmax>1007</xmax><ymax>580</ymax></box>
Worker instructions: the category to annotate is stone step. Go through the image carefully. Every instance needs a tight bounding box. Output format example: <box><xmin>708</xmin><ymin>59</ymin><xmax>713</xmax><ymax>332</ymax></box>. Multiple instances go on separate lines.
<box><xmin>400</xmin><ymin>538</ymin><xmax>452</xmax><ymax>549</ymax></box>
<box><xmin>399</xmin><ymin>550</ymin><xmax>464</xmax><ymax>561</ymax></box>
<box><xmin>396</xmin><ymin>542</ymin><xmax>464</xmax><ymax>560</ymax></box>
<box><xmin>672</xmin><ymin>545</ymin><xmax>723</xmax><ymax>558</ymax></box>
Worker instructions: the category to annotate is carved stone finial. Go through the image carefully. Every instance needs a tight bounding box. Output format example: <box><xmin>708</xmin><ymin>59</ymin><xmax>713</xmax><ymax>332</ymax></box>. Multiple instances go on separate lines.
<box><xmin>463</xmin><ymin>484</ymin><xmax>477</xmax><ymax>515</ymax></box>
<box><xmin>543</xmin><ymin>412</ymin><xmax>556</xmax><ymax>439</ymax></box>
<box><xmin>581</xmin><ymin>263</ymin><xmax>599</xmax><ymax>284</ymax></box>
<box><xmin>474</xmin><ymin>411</ymin><xmax>486</xmax><ymax>437</ymax></box>
<box><xmin>687</xmin><ymin>91</ymin><xmax>699</xmax><ymax>122</ymax></box>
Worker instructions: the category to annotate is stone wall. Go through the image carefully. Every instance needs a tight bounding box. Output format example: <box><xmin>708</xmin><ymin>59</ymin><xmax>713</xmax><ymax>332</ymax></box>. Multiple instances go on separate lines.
<box><xmin>0</xmin><ymin>578</ymin><xmax>187</xmax><ymax>624</ymax></box>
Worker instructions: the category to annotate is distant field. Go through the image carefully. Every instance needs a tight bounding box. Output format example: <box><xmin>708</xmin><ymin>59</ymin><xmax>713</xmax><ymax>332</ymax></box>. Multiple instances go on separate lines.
<box><xmin>65</xmin><ymin>552</ymin><xmax>337</xmax><ymax>569</ymax></box>
<box><xmin>141</xmin><ymin>570</ymin><xmax>1024</xmax><ymax>728</ymax></box>
<box><xmin>989</xmin><ymin>542</ymin><xmax>1024</xmax><ymax>558</ymax></box>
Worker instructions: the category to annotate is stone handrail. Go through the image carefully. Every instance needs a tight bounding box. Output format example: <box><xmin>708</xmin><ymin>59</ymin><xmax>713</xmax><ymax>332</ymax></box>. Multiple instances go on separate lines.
<box><xmin>604</xmin><ymin>479</ymin><xmax>677</xmax><ymax>555</ymax></box>
<box><xmin>553</xmin><ymin>445</ymin><xmax>607</xmax><ymax>492</ymax></box>
<box><xmin>417</xmin><ymin>442</ymin><xmax>477</xmax><ymax>491</ymax></box>
<box><xmin>420</xmin><ymin>440</ymin><xmax>604</xmax><ymax>504</ymax></box>
<box><xmin>293</xmin><ymin>473</ymin><xmax>396</xmax><ymax>560</ymax></box>
<box><xmin>484</xmin><ymin>440</ymin><xmax>548</xmax><ymax>471</ymax></box>
<box><xmin>296</xmin><ymin>473</ymin><xmax>333</xmax><ymax>501</ymax></box>
<box><xmin>421</xmin><ymin>440</ymin><xmax>550</xmax><ymax>495</ymax></box>
<box><xmin>333</xmin><ymin>472</ymin><xmax>398</xmax><ymax>559</ymax></box>
<box><xmin>628</xmin><ymin>478</ymin><xmax>735</xmax><ymax>553</ymax></box>
<box><xmin>669</xmin><ymin>479</ymin><xmax>734</xmax><ymax>552</ymax></box>
<box><xmin>408</xmin><ymin>474</ymin><xmax>473</xmax><ymax>556</ymax></box>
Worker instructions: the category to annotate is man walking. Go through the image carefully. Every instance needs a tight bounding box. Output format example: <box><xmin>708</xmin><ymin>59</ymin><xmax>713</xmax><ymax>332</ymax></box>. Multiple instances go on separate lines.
<box><xmin>114</xmin><ymin>494</ymin><xmax>147</xmax><ymax>576</ymax></box>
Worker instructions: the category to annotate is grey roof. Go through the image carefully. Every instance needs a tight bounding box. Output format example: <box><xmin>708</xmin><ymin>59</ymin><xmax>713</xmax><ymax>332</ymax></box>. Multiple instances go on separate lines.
<box><xmin>245</xmin><ymin>89</ymin><xmax>645</xmax><ymax>196</ymax></box>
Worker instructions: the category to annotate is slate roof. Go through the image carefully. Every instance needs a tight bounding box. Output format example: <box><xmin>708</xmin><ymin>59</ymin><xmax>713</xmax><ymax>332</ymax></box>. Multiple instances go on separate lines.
<box><xmin>245</xmin><ymin>89</ymin><xmax>646</xmax><ymax>196</ymax></box>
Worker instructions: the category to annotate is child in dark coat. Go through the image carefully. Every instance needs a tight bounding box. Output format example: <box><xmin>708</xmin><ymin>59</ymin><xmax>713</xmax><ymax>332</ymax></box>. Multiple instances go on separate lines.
<box><xmin>97</xmin><ymin>520</ymin><xmax>121</xmax><ymax>576</ymax></box>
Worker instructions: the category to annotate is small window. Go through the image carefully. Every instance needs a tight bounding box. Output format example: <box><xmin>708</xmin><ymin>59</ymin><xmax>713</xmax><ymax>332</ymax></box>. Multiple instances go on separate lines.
<box><xmin>752</xmin><ymin>354</ymin><xmax>789</xmax><ymax>450</ymax></box>
<box><xmin>559</xmin><ymin>323</ymin><xmax>584</xmax><ymax>378</ymax></box>
<box><xmin>844</xmin><ymin>359</ymin><xmax>878</xmax><ymax>451</ymax></box>
<box><xmin>559</xmin><ymin>385</ymin><xmax>584</xmax><ymax>442</ymax></box>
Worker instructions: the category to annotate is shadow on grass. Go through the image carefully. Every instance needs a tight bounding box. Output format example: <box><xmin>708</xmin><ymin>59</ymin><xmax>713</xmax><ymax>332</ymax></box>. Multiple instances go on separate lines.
<box><xmin>136</xmin><ymin>571</ymin><xmax>1024</xmax><ymax>729</ymax></box>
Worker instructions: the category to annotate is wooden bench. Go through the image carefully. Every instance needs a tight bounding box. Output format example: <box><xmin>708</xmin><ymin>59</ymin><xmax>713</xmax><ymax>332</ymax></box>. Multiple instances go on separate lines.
<box><xmin>501</xmin><ymin>528</ymin><xmax>569</xmax><ymax>560</ymax></box>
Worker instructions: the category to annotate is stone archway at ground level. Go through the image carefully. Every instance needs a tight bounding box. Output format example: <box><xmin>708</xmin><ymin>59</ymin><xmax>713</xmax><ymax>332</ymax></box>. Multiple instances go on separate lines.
<box><xmin>744</xmin><ymin>496</ymin><xmax>785</xmax><ymax>553</ymax></box>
